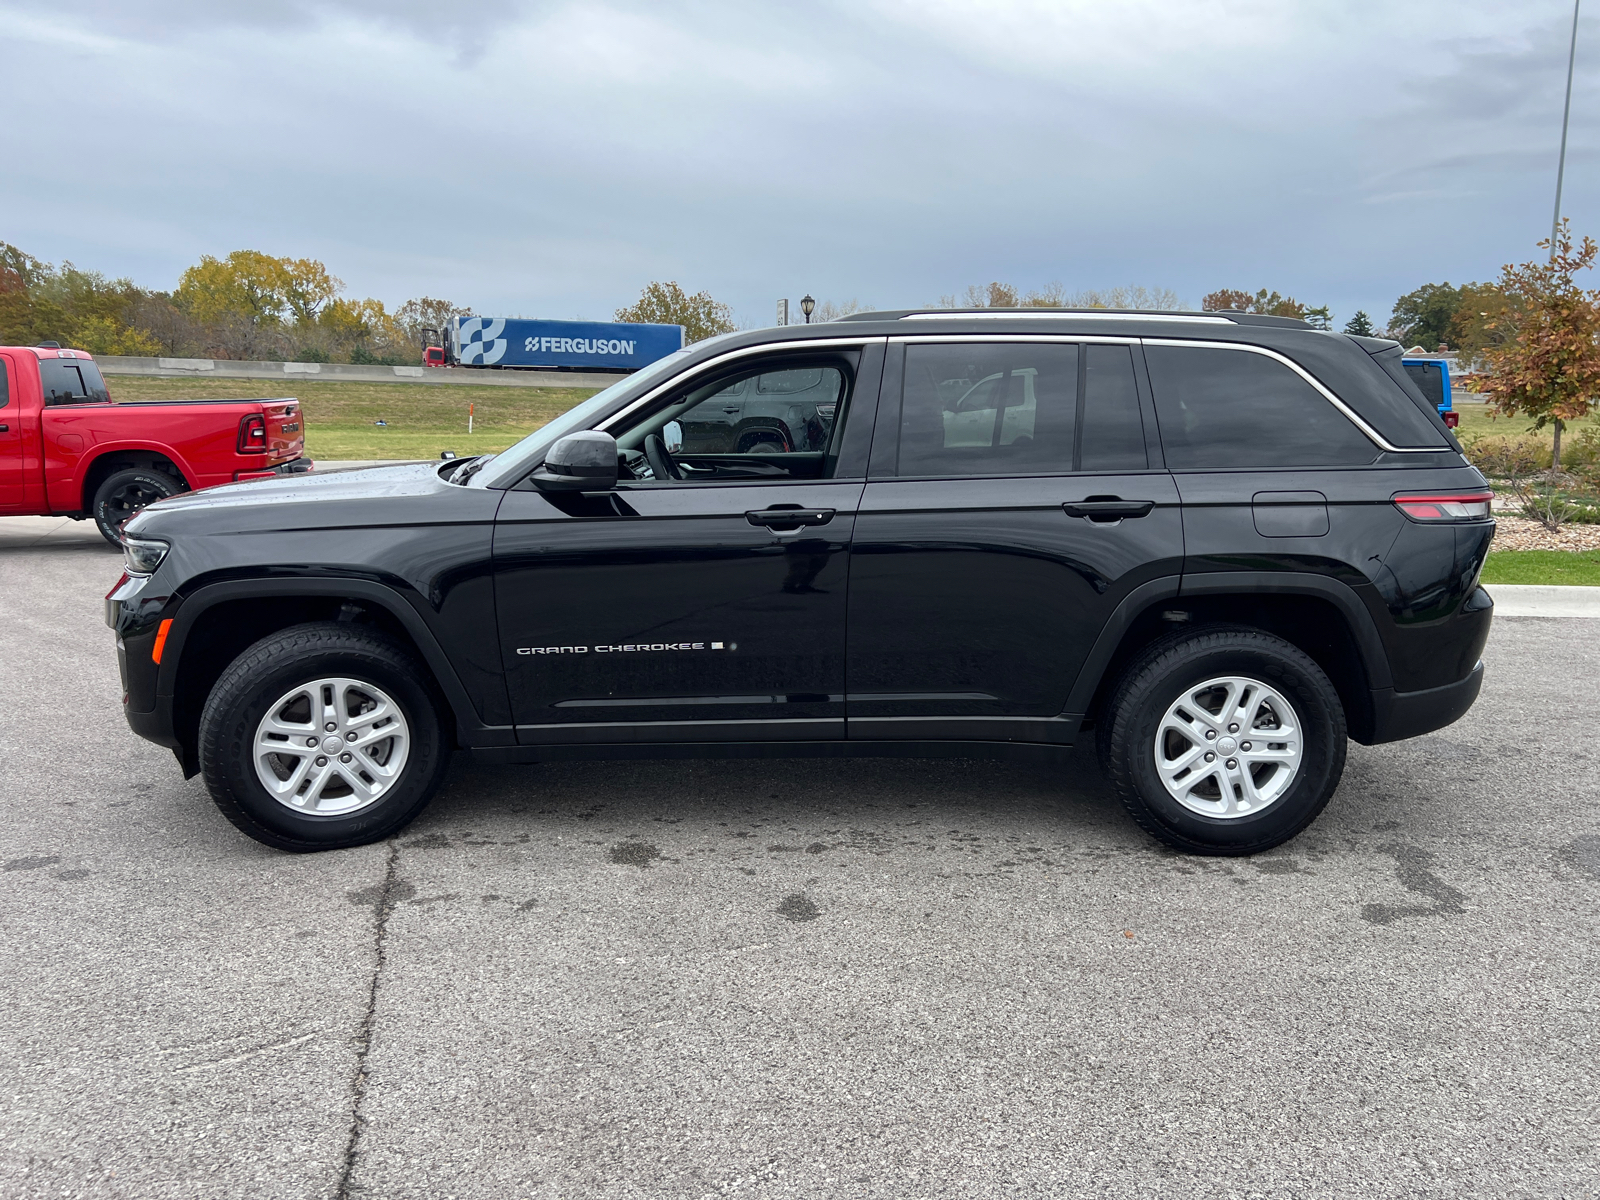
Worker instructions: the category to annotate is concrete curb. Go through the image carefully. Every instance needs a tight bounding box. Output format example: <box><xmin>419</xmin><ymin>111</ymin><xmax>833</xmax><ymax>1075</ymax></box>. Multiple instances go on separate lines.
<box><xmin>1488</xmin><ymin>584</ymin><xmax>1600</xmax><ymax>618</ymax></box>
<box><xmin>97</xmin><ymin>355</ymin><xmax>615</xmax><ymax>390</ymax></box>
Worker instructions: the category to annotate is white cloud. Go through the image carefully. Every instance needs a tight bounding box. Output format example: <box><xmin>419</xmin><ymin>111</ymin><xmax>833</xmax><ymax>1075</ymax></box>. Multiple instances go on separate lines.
<box><xmin>2</xmin><ymin>0</ymin><xmax>1594</xmax><ymax>326</ymax></box>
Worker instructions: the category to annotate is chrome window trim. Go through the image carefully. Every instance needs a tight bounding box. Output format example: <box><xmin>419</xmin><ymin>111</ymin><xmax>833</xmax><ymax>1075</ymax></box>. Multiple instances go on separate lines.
<box><xmin>900</xmin><ymin>311</ymin><xmax>1233</xmax><ymax>325</ymax></box>
<box><xmin>594</xmin><ymin>336</ymin><xmax>886</xmax><ymax>433</ymax></box>
<box><xmin>1142</xmin><ymin>338</ymin><xmax>1434</xmax><ymax>454</ymax></box>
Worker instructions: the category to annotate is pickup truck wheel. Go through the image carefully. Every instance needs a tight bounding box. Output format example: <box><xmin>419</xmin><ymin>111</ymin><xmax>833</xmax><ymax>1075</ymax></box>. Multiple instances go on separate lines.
<box><xmin>92</xmin><ymin>468</ymin><xmax>182</xmax><ymax>546</ymax></box>
<box><xmin>1098</xmin><ymin>626</ymin><xmax>1347</xmax><ymax>856</ymax></box>
<box><xmin>198</xmin><ymin>623</ymin><xmax>452</xmax><ymax>852</ymax></box>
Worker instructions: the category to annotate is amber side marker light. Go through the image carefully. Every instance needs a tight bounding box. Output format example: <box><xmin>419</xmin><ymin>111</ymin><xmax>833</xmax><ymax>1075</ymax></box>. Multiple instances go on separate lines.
<box><xmin>151</xmin><ymin>618</ymin><xmax>173</xmax><ymax>664</ymax></box>
<box><xmin>1392</xmin><ymin>491</ymin><xmax>1494</xmax><ymax>522</ymax></box>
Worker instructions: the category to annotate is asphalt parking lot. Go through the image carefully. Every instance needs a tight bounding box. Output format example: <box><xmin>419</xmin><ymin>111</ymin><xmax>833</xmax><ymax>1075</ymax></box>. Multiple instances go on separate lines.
<box><xmin>2</xmin><ymin>517</ymin><xmax>1597</xmax><ymax>1200</ymax></box>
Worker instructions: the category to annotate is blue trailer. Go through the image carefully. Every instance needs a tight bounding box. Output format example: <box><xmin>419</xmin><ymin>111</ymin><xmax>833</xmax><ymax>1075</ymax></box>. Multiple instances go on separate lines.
<box><xmin>443</xmin><ymin>317</ymin><xmax>684</xmax><ymax>373</ymax></box>
<box><xmin>1400</xmin><ymin>354</ymin><xmax>1459</xmax><ymax>428</ymax></box>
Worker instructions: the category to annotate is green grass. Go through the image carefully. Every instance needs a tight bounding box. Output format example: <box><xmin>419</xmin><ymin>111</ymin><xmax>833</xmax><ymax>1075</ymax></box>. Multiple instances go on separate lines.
<box><xmin>1453</xmin><ymin>399</ymin><xmax>1600</xmax><ymax>445</ymax></box>
<box><xmin>102</xmin><ymin>375</ymin><xmax>600</xmax><ymax>460</ymax></box>
<box><xmin>1480</xmin><ymin>550</ymin><xmax>1600</xmax><ymax>586</ymax></box>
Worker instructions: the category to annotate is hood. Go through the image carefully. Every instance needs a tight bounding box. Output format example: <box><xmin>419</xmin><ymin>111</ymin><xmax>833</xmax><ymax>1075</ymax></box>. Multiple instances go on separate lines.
<box><xmin>124</xmin><ymin>461</ymin><xmax>461</xmax><ymax>538</ymax></box>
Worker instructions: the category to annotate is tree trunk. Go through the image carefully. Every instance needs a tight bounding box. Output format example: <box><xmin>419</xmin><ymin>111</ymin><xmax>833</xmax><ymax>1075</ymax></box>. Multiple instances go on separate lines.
<box><xmin>1553</xmin><ymin>417</ymin><xmax>1565</xmax><ymax>469</ymax></box>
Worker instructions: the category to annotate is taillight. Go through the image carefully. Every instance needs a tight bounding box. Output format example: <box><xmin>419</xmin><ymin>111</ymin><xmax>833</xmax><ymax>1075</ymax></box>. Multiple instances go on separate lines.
<box><xmin>1393</xmin><ymin>491</ymin><xmax>1493</xmax><ymax>522</ymax></box>
<box><xmin>238</xmin><ymin>413</ymin><xmax>267</xmax><ymax>453</ymax></box>
<box><xmin>1442</xmin><ymin>411</ymin><xmax>1460</xmax><ymax>428</ymax></box>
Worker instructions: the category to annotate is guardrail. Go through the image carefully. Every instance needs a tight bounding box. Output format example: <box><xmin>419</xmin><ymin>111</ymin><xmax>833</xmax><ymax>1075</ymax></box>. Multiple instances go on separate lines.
<box><xmin>95</xmin><ymin>355</ymin><xmax>618</xmax><ymax>390</ymax></box>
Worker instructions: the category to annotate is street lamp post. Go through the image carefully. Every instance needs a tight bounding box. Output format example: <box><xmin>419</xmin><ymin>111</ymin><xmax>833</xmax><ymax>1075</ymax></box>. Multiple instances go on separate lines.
<box><xmin>800</xmin><ymin>294</ymin><xmax>815</xmax><ymax>324</ymax></box>
<box><xmin>1552</xmin><ymin>0</ymin><xmax>1582</xmax><ymax>260</ymax></box>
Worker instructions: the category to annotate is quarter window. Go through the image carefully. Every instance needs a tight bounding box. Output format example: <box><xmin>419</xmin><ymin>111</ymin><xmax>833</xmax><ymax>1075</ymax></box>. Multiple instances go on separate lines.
<box><xmin>0</xmin><ymin>357</ymin><xmax>8</xmax><ymax>408</ymax></box>
<box><xmin>1145</xmin><ymin>345</ymin><xmax>1377</xmax><ymax>469</ymax></box>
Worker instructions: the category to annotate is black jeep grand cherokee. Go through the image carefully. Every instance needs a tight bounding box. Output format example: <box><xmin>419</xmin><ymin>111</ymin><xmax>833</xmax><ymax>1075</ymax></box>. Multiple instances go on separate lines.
<box><xmin>108</xmin><ymin>309</ymin><xmax>1494</xmax><ymax>855</ymax></box>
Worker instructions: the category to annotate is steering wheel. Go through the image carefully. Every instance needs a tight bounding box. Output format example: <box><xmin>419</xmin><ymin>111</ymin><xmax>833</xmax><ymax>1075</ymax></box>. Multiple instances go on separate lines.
<box><xmin>643</xmin><ymin>433</ymin><xmax>681</xmax><ymax>481</ymax></box>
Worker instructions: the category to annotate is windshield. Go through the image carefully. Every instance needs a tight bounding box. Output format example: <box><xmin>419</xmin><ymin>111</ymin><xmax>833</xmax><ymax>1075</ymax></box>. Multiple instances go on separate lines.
<box><xmin>477</xmin><ymin>349</ymin><xmax>693</xmax><ymax>488</ymax></box>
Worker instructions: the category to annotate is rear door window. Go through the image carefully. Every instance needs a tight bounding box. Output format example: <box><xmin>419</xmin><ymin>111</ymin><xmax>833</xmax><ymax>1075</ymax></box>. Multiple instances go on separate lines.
<box><xmin>898</xmin><ymin>343</ymin><xmax>1079</xmax><ymax>476</ymax></box>
<box><xmin>0</xmin><ymin>357</ymin><xmax>8</xmax><ymax>408</ymax></box>
<box><xmin>1145</xmin><ymin>344</ymin><xmax>1377</xmax><ymax>469</ymax></box>
<box><xmin>1080</xmin><ymin>344</ymin><xmax>1147</xmax><ymax>471</ymax></box>
<box><xmin>38</xmin><ymin>358</ymin><xmax>110</xmax><ymax>405</ymax></box>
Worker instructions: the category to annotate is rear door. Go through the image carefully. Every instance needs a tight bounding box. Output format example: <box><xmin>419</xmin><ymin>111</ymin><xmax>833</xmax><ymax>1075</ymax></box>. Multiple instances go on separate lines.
<box><xmin>0</xmin><ymin>356</ymin><xmax>22</xmax><ymax>512</ymax></box>
<box><xmin>845</xmin><ymin>337</ymin><xmax>1183</xmax><ymax>743</ymax></box>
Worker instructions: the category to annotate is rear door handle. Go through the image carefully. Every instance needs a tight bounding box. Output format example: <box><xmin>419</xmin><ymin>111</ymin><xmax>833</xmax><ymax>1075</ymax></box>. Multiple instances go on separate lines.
<box><xmin>1063</xmin><ymin>499</ymin><xmax>1156</xmax><ymax>521</ymax></box>
<box><xmin>0</xmin><ymin>424</ymin><xmax>8</xmax><ymax>433</ymax></box>
<box><xmin>746</xmin><ymin>507</ymin><xmax>835</xmax><ymax>530</ymax></box>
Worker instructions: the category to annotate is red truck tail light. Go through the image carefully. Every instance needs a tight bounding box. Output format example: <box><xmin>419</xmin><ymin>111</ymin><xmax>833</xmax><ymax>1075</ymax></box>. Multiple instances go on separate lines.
<box><xmin>1393</xmin><ymin>491</ymin><xmax>1493</xmax><ymax>522</ymax></box>
<box><xmin>1443</xmin><ymin>411</ymin><xmax>1460</xmax><ymax>428</ymax></box>
<box><xmin>238</xmin><ymin>413</ymin><xmax>268</xmax><ymax>453</ymax></box>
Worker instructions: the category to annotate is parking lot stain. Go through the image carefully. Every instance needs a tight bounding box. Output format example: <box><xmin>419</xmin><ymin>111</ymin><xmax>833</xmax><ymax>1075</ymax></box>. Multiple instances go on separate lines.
<box><xmin>401</xmin><ymin>832</ymin><xmax>450</xmax><ymax>849</ymax></box>
<box><xmin>4</xmin><ymin>856</ymin><xmax>60</xmax><ymax>872</ymax></box>
<box><xmin>610</xmin><ymin>841</ymin><xmax>661</xmax><ymax>868</ymax></box>
<box><xmin>776</xmin><ymin>893</ymin><xmax>821</xmax><ymax>922</ymax></box>
<box><xmin>1361</xmin><ymin>843</ymin><xmax>1467</xmax><ymax>925</ymax></box>
<box><xmin>53</xmin><ymin>869</ymin><xmax>90</xmax><ymax>881</ymax></box>
<box><xmin>1254</xmin><ymin>858</ymin><xmax>1305</xmax><ymax>875</ymax></box>
<box><xmin>348</xmin><ymin>878</ymin><xmax>417</xmax><ymax>914</ymax></box>
<box><xmin>1556</xmin><ymin>835</ymin><xmax>1600</xmax><ymax>881</ymax></box>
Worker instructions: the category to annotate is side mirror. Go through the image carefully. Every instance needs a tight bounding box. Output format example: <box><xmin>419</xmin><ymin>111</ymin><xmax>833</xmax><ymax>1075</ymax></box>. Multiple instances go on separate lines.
<box><xmin>663</xmin><ymin>420</ymin><xmax>684</xmax><ymax>454</ymax></box>
<box><xmin>530</xmin><ymin>430</ymin><xmax>618</xmax><ymax>492</ymax></box>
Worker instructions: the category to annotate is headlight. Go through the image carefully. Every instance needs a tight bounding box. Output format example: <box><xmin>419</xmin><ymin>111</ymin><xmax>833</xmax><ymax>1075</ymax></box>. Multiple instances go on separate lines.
<box><xmin>122</xmin><ymin>536</ymin><xmax>170</xmax><ymax>576</ymax></box>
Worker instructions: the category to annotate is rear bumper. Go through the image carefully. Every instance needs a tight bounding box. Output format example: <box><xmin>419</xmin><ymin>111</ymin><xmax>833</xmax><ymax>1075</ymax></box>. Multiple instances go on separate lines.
<box><xmin>1364</xmin><ymin>661</ymin><xmax>1484</xmax><ymax>745</ymax></box>
<box><xmin>235</xmin><ymin>456</ymin><xmax>314</xmax><ymax>482</ymax></box>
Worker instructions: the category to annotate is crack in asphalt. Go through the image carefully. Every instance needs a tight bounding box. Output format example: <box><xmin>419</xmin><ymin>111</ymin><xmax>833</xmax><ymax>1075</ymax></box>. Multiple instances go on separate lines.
<box><xmin>337</xmin><ymin>840</ymin><xmax>400</xmax><ymax>1200</ymax></box>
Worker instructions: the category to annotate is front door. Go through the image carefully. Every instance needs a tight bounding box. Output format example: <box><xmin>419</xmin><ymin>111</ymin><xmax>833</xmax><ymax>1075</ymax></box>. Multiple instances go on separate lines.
<box><xmin>493</xmin><ymin>346</ymin><xmax>880</xmax><ymax>745</ymax></box>
<box><xmin>846</xmin><ymin>338</ymin><xmax>1184</xmax><ymax>743</ymax></box>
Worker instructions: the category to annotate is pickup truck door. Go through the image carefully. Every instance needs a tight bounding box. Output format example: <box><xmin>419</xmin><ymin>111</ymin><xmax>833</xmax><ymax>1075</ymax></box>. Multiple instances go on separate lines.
<box><xmin>0</xmin><ymin>356</ymin><xmax>23</xmax><ymax>512</ymax></box>
<box><xmin>846</xmin><ymin>339</ymin><xmax>1183</xmax><ymax>743</ymax></box>
<box><xmin>492</xmin><ymin>342</ymin><xmax>882</xmax><ymax>745</ymax></box>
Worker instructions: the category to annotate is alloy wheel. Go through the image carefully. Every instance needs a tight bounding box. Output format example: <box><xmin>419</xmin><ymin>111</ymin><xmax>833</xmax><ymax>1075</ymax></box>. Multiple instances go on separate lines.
<box><xmin>1153</xmin><ymin>674</ymin><xmax>1303</xmax><ymax>818</ymax></box>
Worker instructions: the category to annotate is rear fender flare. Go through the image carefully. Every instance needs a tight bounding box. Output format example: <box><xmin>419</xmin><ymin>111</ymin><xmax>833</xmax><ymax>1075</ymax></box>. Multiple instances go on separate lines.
<box><xmin>1062</xmin><ymin>571</ymin><xmax>1395</xmax><ymax>716</ymax></box>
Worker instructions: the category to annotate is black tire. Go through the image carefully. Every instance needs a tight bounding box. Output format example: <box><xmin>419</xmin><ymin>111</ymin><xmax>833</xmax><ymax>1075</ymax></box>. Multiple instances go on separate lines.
<box><xmin>198</xmin><ymin>623</ymin><xmax>452</xmax><ymax>852</ymax></box>
<box><xmin>737</xmin><ymin>430</ymin><xmax>787</xmax><ymax>454</ymax></box>
<box><xmin>92</xmin><ymin>468</ymin><xmax>183</xmax><ymax>546</ymax></box>
<box><xmin>1097</xmin><ymin>625</ymin><xmax>1347</xmax><ymax>856</ymax></box>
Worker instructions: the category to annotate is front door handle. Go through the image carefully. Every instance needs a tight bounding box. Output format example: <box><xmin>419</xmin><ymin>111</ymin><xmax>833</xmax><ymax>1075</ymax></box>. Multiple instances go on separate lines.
<box><xmin>1063</xmin><ymin>499</ymin><xmax>1156</xmax><ymax>521</ymax></box>
<box><xmin>0</xmin><ymin>424</ymin><xmax>8</xmax><ymax>433</ymax></box>
<box><xmin>746</xmin><ymin>507</ymin><xmax>835</xmax><ymax>531</ymax></box>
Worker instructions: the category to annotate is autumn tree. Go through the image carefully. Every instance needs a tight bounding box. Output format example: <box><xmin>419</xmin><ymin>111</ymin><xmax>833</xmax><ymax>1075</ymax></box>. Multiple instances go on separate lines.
<box><xmin>1201</xmin><ymin>288</ymin><xmax>1310</xmax><ymax>319</ymax></box>
<box><xmin>1476</xmin><ymin>220</ymin><xmax>1600</xmax><ymax>469</ymax></box>
<box><xmin>0</xmin><ymin>242</ymin><xmax>159</xmax><ymax>354</ymax></box>
<box><xmin>395</xmin><ymin>297</ymin><xmax>472</xmax><ymax>345</ymax></box>
<box><xmin>1388</xmin><ymin>282</ymin><xmax>1461</xmax><ymax>350</ymax></box>
<box><xmin>616</xmin><ymin>281</ymin><xmax>735</xmax><ymax>343</ymax></box>
<box><xmin>1343</xmin><ymin>310</ymin><xmax>1375</xmax><ymax>336</ymax></box>
<box><xmin>1448</xmin><ymin>282</ymin><xmax>1515</xmax><ymax>365</ymax></box>
<box><xmin>942</xmin><ymin>282</ymin><xmax>1180</xmax><ymax>310</ymax></box>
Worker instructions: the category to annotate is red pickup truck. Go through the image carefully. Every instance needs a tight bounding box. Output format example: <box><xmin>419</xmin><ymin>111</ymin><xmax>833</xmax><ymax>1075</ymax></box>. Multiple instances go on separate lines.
<box><xmin>1</xmin><ymin>345</ymin><xmax>311</xmax><ymax>543</ymax></box>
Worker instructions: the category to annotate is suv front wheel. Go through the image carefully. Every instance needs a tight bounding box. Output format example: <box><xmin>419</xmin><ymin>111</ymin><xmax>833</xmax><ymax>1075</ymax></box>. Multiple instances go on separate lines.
<box><xmin>1098</xmin><ymin>626</ymin><xmax>1348</xmax><ymax>855</ymax></box>
<box><xmin>198</xmin><ymin>623</ymin><xmax>452</xmax><ymax>851</ymax></box>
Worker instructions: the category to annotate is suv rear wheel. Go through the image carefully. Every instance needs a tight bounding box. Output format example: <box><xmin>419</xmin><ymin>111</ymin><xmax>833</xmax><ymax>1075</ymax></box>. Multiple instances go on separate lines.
<box><xmin>198</xmin><ymin>623</ymin><xmax>452</xmax><ymax>851</ymax></box>
<box><xmin>1098</xmin><ymin>626</ymin><xmax>1347</xmax><ymax>855</ymax></box>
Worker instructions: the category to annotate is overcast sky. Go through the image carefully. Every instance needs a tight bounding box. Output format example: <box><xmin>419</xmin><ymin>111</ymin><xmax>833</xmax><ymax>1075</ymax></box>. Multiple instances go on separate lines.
<box><xmin>3</xmin><ymin>0</ymin><xmax>1596</xmax><ymax>329</ymax></box>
